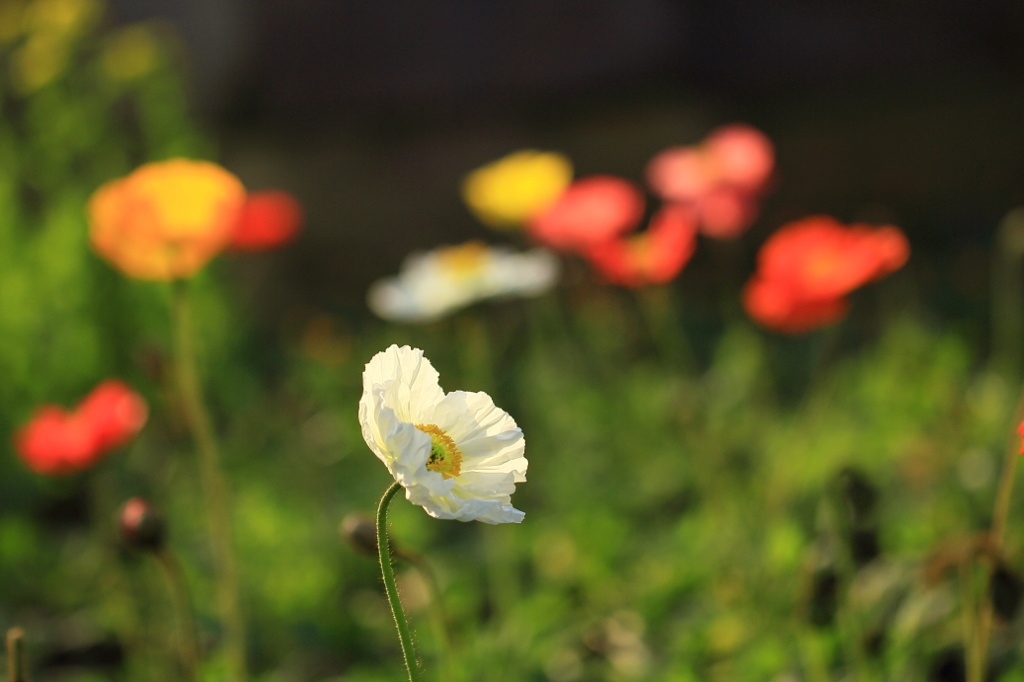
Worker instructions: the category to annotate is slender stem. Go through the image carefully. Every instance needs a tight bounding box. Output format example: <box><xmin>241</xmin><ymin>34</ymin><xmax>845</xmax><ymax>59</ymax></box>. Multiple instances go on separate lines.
<box><xmin>961</xmin><ymin>560</ymin><xmax>981</xmax><ymax>682</ymax></box>
<box><xmin>377</xmin><ymin>482</ymin><xmax>422</xmax><ymax>682</ymax></box>
<box><xmin>6</xmin><ymin>628</ymin><xmax>26</xmax><ymax>682</ymax></box>
<box><xmin>172</xmin><ymin>281</ymin><xmax>247</xmax><ymax>682</ymax></box>
<box><xmin>635</xmin><ymin>285</ymin><xmax>694</xmax><ymax>373</ymax></box>
<box><xmin>154</xmin><ymin>549</ymin><xmax>201</xmax><ymax>682</ymax></box>
<box><xmin>972</xmin><ymin>385</ymin><xmax>1024</xmax><ymax>682</ymax></box>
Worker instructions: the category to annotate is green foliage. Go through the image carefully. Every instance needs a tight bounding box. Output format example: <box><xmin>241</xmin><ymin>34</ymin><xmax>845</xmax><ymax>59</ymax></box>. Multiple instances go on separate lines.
<box><xmin>0</xmin><ymin>3</ymin><xmax>1022</xmax><ymax>681</ymax></box>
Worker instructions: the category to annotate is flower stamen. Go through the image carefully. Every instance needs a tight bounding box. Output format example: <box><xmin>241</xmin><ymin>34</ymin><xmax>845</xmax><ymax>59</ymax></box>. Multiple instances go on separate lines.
<box><xmin>415</xmin><ymin>424</ymin><xmax>462</xmax><ymax>479</ymax></box>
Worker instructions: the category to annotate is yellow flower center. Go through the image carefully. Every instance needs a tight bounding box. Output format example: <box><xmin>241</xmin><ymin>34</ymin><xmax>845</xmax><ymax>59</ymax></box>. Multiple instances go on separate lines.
<box><xmin>435</xmin><ymin>241</ymin><xmax>488</xmax><ymax>279</ymax></box>
<box><xmin>415</xmin><ymin>424</ymin><xmax>462</xmax><ymax>479</ymax></box>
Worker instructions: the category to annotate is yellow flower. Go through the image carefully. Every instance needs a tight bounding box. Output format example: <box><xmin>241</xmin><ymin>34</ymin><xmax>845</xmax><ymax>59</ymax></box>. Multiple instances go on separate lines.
<box><xmin>88</xmin><ymin>159</ymin><xmax>246</xmax><ymax>281</ymax></box>
<box><xmin>461</xmin><ymin>150</ymin><xmax>572</xmax><ymax>229</ymax></box>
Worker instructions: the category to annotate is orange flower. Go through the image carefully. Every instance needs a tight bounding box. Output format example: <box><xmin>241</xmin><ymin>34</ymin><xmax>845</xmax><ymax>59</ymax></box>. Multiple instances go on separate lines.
<box><xmin>743</xmin><ymin>216</ymin><xmax>909</xmax><ymax>333</ymax></box>
<box><xmin>646</xmin><ymin>124</ymin><xmax>774</xmax><ymax>238</ymax></box>
<box><xmin>229</xmin><ymin>190</ymin><xmax>304</xmax><ymax>251</ymax></box>
<box><xmin>89</xmin><ymin>159</ymin><xmax>246</xmax><ymax>280</ymax></box>
<box><xmin>585</xmin><ymin>205</ymin><xmax>698</xmax><ymax>287</ymax></box>
<box><xmin>15</xmin><ymin>380</ymin><xmax>148</xmax><ymax>475</ymax></box>
<box><xmin>527</xmin><ymin>176</ymin><xmax>645</xmax><ymax>252</ymax></box>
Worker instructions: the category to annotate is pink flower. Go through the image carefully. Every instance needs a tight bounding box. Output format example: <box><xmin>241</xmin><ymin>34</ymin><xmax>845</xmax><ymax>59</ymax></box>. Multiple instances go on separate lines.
<box><xmin>646</xmin><ymin>124</ymin><xmax>774</xmax><ymax>238</ymax></box>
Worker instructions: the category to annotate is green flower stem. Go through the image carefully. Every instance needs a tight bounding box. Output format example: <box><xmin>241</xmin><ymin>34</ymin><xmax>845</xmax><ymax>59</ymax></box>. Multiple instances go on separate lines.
<box><xmin>6</xmin><ymin>627</ymin><xmax>27</xmax><ymax>682</ymax></box>
<box><xmin>970</xmin><ymin>385</ymin><xmax>1024</xmax><ymax>682</ymax></box>
<box><xmin>154</xmin><ymin>548</ymin><xmax>201</xmax><ymax>682</ymax></box>
<box><xmin>636</xmin><ymin>285</ymin><xmax>695</xmax><ymax>373</ymax></box>
<box><xmin>377</xmin><ymin>482</ymin><xmax>422</xmax><ymax>682</ymax></box>
<box><xmin>172</xmin><ymin>281</ymin><xmax>247</xmax><ymax>682</ymax></box>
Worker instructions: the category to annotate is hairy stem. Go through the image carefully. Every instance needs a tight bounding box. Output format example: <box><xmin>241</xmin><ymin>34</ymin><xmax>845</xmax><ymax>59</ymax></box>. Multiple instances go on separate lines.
<box><xmin>154</xmin><ymin>549</ymin><xmax>201</xmax><ymax>682</ymax></box>
<box><xmin>377</xmin><ymin>482</ymin><xmax>422</xmax><ymax>682</ymax></box>
<box><xmin>173</xmin><ymin>281</ymin><xmax>247</xmax><ymax>682</ymax></box>
<box><xmin>971</xmin><ymin>385</ymin><xmax>1024</xmax><ymax>682</ymax></box>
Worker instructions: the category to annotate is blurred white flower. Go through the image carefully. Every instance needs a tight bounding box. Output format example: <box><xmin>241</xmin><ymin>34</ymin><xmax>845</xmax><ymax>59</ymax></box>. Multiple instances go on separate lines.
<box><xmin>367</xmin><ymin>240</ymin><xmax>558</xmax><ymax>322</ymax></box>
<box><xmin>359</xmin><ymin>345</ymin><xmax>527</xmax><ymax>524</ymax></box>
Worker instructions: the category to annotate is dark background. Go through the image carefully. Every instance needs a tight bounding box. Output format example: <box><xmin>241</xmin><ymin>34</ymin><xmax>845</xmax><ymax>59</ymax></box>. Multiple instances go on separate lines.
<box><xmin>106</xmin><ymin>0</ymin><xmax>1024</xmax><ymax>336</ymax></box>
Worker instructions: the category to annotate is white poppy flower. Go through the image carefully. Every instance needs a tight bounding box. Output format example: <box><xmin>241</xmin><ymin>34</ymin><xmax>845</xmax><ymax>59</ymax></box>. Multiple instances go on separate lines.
<box><xmin>367</xmin><ymin>241</ymin><xmax>559</xmax><ymax>323</ymax></box>
<box><xmin>359</xmin><ymin>345</ymin><xmax>528</xmax><ymax>524</ymax></box>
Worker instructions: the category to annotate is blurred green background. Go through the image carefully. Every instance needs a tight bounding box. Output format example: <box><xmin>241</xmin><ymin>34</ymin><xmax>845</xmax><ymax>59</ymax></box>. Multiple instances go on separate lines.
<box><xmin>2</xmin><ymin>1</ymin><xmax>1024</xmax><ymax>681</ymax></box>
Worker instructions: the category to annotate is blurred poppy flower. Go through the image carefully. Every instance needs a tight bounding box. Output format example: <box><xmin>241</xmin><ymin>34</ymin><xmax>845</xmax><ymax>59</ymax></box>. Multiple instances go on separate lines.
<box><xmin>89</xmin><ymin>159</ymin><xmax>246</xmax><ymax>280</ymax></box>
<box><xmin>462</xmin><ymin>150</ymin><xmax>573</xmax><ymax>229</ymax></box>
<box><xmin>527</xmin><ymin>176</ymin><xmax>645</xmax><ymax>252</ymax></box>
<box><xmin>646</xmin><ymin>124</ymin><xmax>774</xmax><ymax>238</ymax></box>
<box><xmin>368</xmin><ymin>241</ymin><xmax>559</xmax><ymax>323</ymax></box>
<box><xmin>1018</xmin><ymin>421</ymin><xmax>1024</xmax><ymax>454</ymax></box>
<box><xmin>585</xmin><ymin>205</ymin><xmax>699</xmax><ymax>287</ymax></box>
<box><xmin>743</xmin><ymin>216</ymin><xmax>909</xmax><ymax>333</ymax></box>
<box><xmin>16</xmin><ymin>380</ymin><xmax>148</xmax><ymax>475</ymax></box>
<box><xmin>228</xmin><ymin>190</ymin><xmax>304</xmax><ymax>251</ymax></box>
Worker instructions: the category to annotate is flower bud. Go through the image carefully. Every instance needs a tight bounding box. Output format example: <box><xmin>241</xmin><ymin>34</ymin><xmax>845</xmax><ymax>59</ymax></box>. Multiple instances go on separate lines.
<box><xmin>119</xmin><ymin>497</ymin><xmax>166</xmax><ymax>552</ymax></box>
<box><xmin>340</xmin><ymin>513</ymin><xmax>383</xmax><ymax>557</ymax></box>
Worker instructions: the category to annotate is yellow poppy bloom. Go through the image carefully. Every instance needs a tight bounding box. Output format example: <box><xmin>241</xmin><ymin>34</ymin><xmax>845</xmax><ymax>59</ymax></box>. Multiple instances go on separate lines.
<box><xmin>461</xmin><ymin>150</ymin><xmax>572</xmax><ymax>229</ymax></box>
<box><xmin>88</xmin><ymin>159</ymin><xmax>246</xmax><ymax>280</ymax></box>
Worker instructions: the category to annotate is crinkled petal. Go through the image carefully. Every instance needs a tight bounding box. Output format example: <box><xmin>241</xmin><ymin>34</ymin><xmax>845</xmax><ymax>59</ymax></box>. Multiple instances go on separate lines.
<box><xmin>359</xmin><ymin>346</ymin><xmax>527</xmax><ymax>524</ymax></box>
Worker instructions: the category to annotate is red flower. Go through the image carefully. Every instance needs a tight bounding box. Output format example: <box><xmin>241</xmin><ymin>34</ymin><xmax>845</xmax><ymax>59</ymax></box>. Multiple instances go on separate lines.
<box><xmin>1018</xmin><ymin>421</ymin><xmax>1024</xmax><ymax>455</ymax></box>
<box><xmin>646</xmin><ymin>124</ymin><xmax>774</xmax><ymax>238</ymax></box>
<box><xmin>229</xmin><ymin>190</ymin><xmax>304</xmax><ymax>251</ymax></box>
<box><xmin>527</xmin><ymin>176</ymin><xmax>645</xmax><ymax>252</ymax></box>
<box><xmin>585</xmin><ymin>205</ymin><xmax>699</xmax><ymax>287</ymax></box>
<box><xmin>743</xmin><ymin>216</ymin><xmax>909</xmax><ymax>333</ymax></box>
<box><xmin>15</xmin><ymin>380</ymin><xmax>148</xmax><ymax>475</ymax></box>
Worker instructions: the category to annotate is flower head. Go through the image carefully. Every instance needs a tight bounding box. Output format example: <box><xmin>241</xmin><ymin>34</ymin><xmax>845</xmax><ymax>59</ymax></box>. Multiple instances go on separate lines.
<box><xmin>743</xmin><ymin>216</ymin><xmax>909</xmax><ymax>333</ymax></box>
<box><xmin>367</xmin><ymin>241</ymin><xmax>559</xmax><ymax>323</ymax></box>
<box><xmin>359</xmin><ymin>345</ymin><xmax>527</xmax><ymax>524</ymax></box>
<box><xmin>585</xmin><ymin>205</ymin><xmax>699</xmax><ymax>287</ymax></box>
<box><xmin>228</xmin><ymin>189</ymin><xmax>304</xmax><ymax>251</ymax></box>
<box><xmin>646</xmin><ymin>124</ymin><xmax>774</xmax><ymax>238</ymax></box>
<box><xmin>462</xmin><ymin>150</ymin><xmax>573</xmax><ymax>229</ymax></box>
<box><xmin>88</xmin><ymin>159</ymin><xmax>246</xmax><ymax>280</ymax></box>
<box><xmin>527</xmin><ymin>176</ymin><xmax>645</xmax><ymax>252</ymax></box>
<box><xmin>16</xmin><ymin>380</ymin><xmax>148</xmax><ymax>475</ymax></box>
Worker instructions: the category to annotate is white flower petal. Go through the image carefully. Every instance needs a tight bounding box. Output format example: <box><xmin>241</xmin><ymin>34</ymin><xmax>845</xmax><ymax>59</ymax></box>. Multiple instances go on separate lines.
<box><xmin>361</xmin><ymin>345</ymin><xmax>445</xmax><ymax>424</ymax></box>
<box><xmin>359</xmin><ymin>346</ymin><xmax>528</xmax><ymax>524</ymax></box>
<box><xmin>366</xmin><ymin>242</ymin><xmax>560</xmax><ymax>323</ymax></box>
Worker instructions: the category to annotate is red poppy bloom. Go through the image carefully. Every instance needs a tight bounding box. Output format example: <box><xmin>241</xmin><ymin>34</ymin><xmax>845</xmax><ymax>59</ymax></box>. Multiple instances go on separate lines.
<box><xmin>15</xmin><ymin>380</ymin><xmax>148</xmax><ymax>475</ymax></box>
<box><xmin>527</xmin><ymin>176</ymin><xmax>645</xmax><ymax>252</ymax></box>
<box><xmin>1018</xmin><ymin>421</ymin><xmax>1024</xmax><ymax>455</ymax></box>
<box><xmin>229</xmin><ymin>190</ymin><xmax>304</xmax><ymax>251</ymax></box>
<box><xmin>743</xmin><ymin>216</ymin><xmax>909</xmax><ymax>333</ymax></box>
<box><xmin>585</xmin><ymin>205</ymin><xmax>699</xmax><ymax>287</ymax></box>
<box><xmin>743</xmin><ymin>276</ymin><xmax>850</xmax><ymax>334</ymax></box>
<box><xmin>646</xmin><ymin>124</ymin><xmax>774</xmax><ymax>239</ymax></box>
